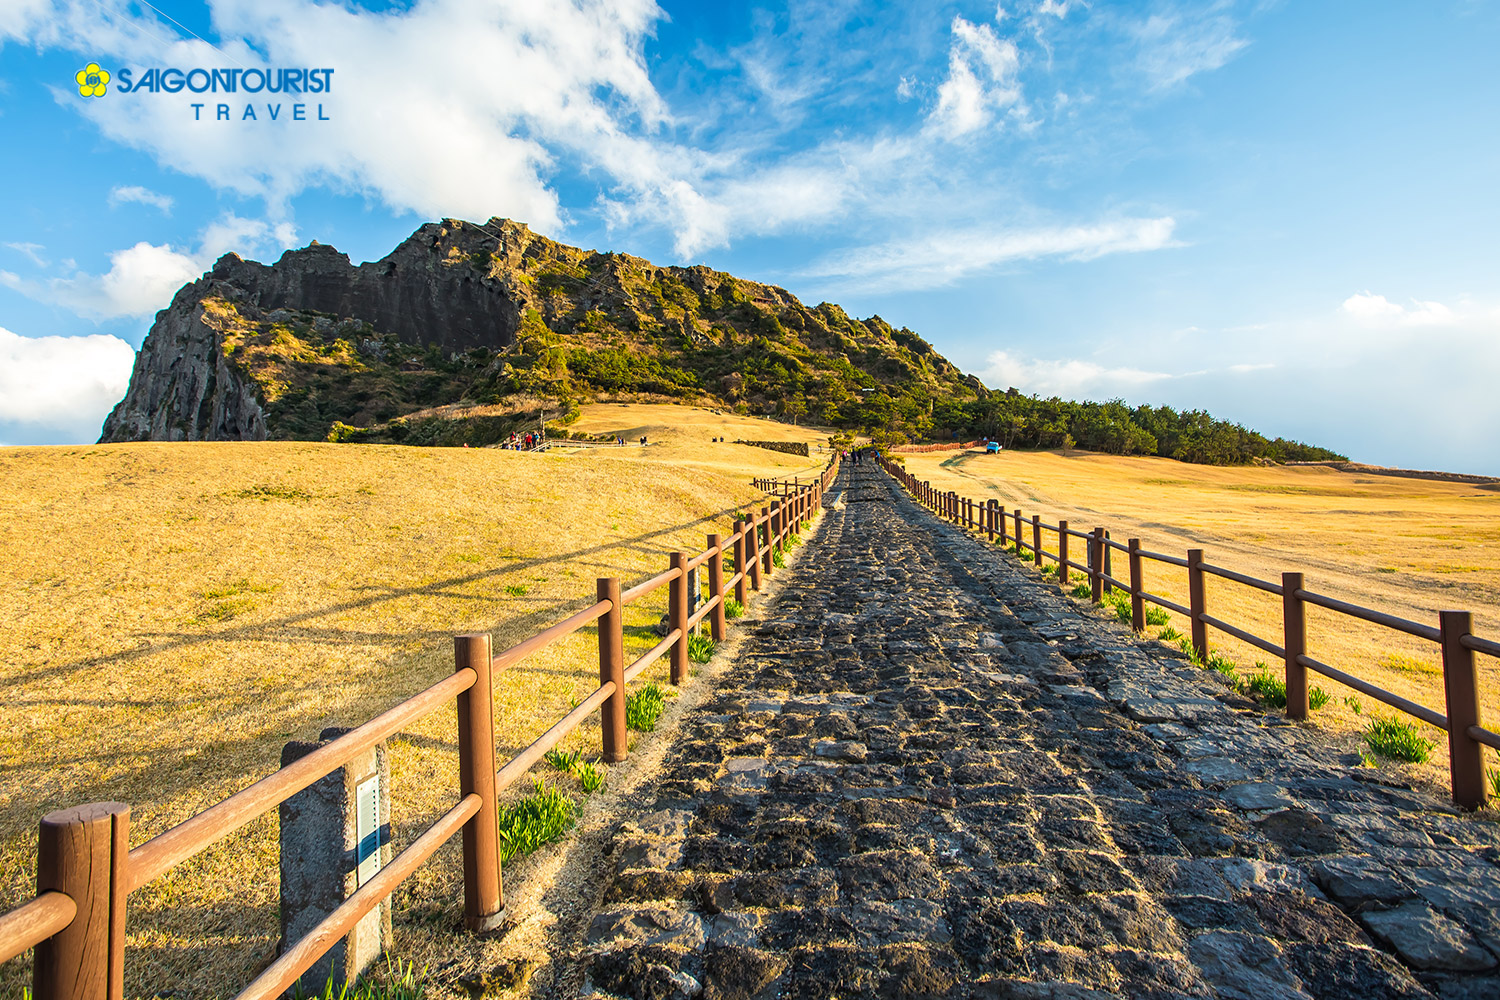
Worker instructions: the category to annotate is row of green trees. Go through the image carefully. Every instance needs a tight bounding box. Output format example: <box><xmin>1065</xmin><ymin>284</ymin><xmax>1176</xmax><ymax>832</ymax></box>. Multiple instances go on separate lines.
<box><xmin>861</xmin><ymin>390</ymin><xmax>1345</xmax><ymax>464</ymax></box>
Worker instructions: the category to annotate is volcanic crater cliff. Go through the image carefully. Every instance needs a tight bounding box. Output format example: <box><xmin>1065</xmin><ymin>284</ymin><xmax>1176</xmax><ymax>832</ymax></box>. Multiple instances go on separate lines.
<box><xmin>100</xmin><ymin>217</ymin><xmax>979</xmax><ymax>443</ymax></box>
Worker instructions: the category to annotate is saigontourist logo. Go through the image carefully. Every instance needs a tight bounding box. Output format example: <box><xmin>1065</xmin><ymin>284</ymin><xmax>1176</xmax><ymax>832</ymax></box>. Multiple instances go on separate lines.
<box><xmin>76</xmin><ymin>63</ymin><xmax>110</xmax><ymax>97</ymax></box>
<box><xmin>72</xmin><ymin>62</ymin><xmax>334</xmax><ymax>122</ymax></box>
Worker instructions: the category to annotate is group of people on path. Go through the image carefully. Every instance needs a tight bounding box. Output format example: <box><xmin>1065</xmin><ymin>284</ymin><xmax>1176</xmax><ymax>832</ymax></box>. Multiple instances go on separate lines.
<box><xmin>501</xmin><ymin>430</ymin><xmax>543</xmax><ymax>451</ymax></box>
<box><xmin>843</xmin><ymin>447</ymin><xmax>871</xmax><ymax>466</ymax></box>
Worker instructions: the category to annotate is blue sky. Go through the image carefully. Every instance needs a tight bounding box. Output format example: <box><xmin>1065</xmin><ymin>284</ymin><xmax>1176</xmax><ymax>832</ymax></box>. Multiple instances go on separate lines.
<box><xmin>1</xmin><ymin>1</ymin><xmax>1497</xmax><ymax>473</ymax></box>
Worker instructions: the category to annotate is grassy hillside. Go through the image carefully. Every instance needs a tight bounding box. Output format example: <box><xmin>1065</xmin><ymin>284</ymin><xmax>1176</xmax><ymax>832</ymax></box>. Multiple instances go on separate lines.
<box><xmin>0</xmin><ymin>411</ymin><xmax>828</xmax><ymax>998</ymax></box>
<box><xmin>901</xmin><ymin>447</ymin><xmax>1500</xmax><ymax>792</ymax></box>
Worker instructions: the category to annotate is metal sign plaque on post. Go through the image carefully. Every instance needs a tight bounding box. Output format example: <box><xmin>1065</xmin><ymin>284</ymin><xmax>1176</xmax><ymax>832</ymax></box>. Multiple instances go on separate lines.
<box><xmin>356</xmin><ymin>774</ymin><xmax>382</xmax><ymax>886</ymax></box>
<box><xmin>279</xmin><ymin>728</ymin><xmax>392</xmax><ymax>995</ymax></box>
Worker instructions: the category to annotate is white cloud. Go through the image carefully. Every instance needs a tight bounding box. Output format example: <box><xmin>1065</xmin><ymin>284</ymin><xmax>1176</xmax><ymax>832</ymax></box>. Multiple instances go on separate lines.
<box><xmin>1132</xmin><ymin>8</ymin><xmax>1248</xmax><ymax>91</ymax></box>
<box><xmin>982</xmin><ymin>350</ymin><xmax>1172</xmax><ymax>397</ymax></box>
<box><xmin>4</xmin><ymin>242</ymin><xmax>48</xmax><ymax>267</ymax></box>
<box><xmin>1340</xmin><ymin>291</ymin><xmax>1456</xmax><ymax>327</ymax></box>
<box><xmin>1</xmin><ymin>242</ymin><xmax>199</xmax><ymax>319</ymax></box>
<box><xmin>806</xmin><ymin>216</ymin><xmax>1178</xmax><ymax>291</ymax></box>
<box><xmin>0</xmin><ymin>325</ymin><xmax>136</xmax><ymax>444</ymax></box>
<box><xmin>1036</xmin><ymin>1</ymin><xmax>1074</xmax><ymax>18</ymax></box>
<box><xmin>108</xmin><ymin>184</ymin><xmax>174</xmax><ymax>213</ymax></box>
<box><xmin>927</xmin><ymin>16</ymin><xmax>1025</xmax><ymax>138</ymax></box>
<box><xmin>0</xmin><ymin>0</ymin><xmax>50</xmax><ymax>42</ymax></box>
<box><xmin>600</xmin><ymin>133</ymin><xmax>920</xmax><ymax>259</ymax></box>
<box><xmin>0</xmin><ymin>213</ymin><xmax>296</xmax><ymax>319</ymax></box>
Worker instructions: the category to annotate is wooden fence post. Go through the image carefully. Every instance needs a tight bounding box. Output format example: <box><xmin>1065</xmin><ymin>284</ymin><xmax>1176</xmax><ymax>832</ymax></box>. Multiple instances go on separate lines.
<box><xmin>1090</xmin><ymin>528</ymin><xmax>1104</xmax><ymax>604</ymax></box>
<box><xmin>34</xmin><ymin>802</ymin><xmax>129</xmax><ymax>1000</ymax></box>
<box><xmin>748</xmin><ymin>511</ymin><xmax>763</xmax><ymax>591</ymax></box>
<box><xmin>1014</xmin><ymin>509</ymin><xmax>1023</xmax><ymax>550</ymax></box>
<box><xmin>1128</xmin><ymin>539</ymin><xmax>1144</xmax><ymax>632</ymax></box>
<box><xmin>1282</xmin><ymin>572</ymin><xmax>1308</xmax><ymax>720</ymax></box>
<box><xmin>669</xmin><ymin>552</ymin><xmax>690</xmax><ymax>685</ymax></box>
<box><xmin>1187</xmin><ymin>548</ymin><xmax>1208</xmax><ymax>663</ymax></box>
<box><xmin>1102</xmin><ymin>531</ymin><xmax>1114</xmax><ymax>595</ymax></box>
<box><xmin>997</xmin><ymin>501</ymin><xmax>1007</xmax><ymax>545</ymax></box>
<box><xmin>760</xmin><ymin>506</ymin><xmax>773</xmax><ymax>576</ymax></box>
<box><xmin>769</xmin><ymin>501</ymin><xmax>780</xmax><ymax>560</ymax></box>
<box><xmin>1058</xmin><ymin>521</ymin><xmax>1069</xmax><ymax>586</ymax></box>
<box><xmin>454</xmin><ymin>632</ymin><xmax>503</xmax><ymax>930</ymax></box>
<box><xmin>597</xmin><ymin>578</ymin><xmax>627</xmax><ymax>763</ymax></box>
<box><xmin>1440</xmin><ymin>610</ymin><xmax>1487</xmax><ymax>810</ymax></box>
<box><xmin>708</xmin><ymin>534</ymin><xmax>726</xmax><ymax>643</ymax></box>
<box><xmin>733</xmin><ymin>519</ymin><xmax>749</xmax><ymax>606</ymax></box>
<box><xmin>1032</xmin><ymin>516</ymin><xmax>1042</xmax><ymax>567</ymax></box>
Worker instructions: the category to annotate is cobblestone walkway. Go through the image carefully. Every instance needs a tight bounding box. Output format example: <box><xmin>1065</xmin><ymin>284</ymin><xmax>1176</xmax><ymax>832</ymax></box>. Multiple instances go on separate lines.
<box><xmin>570</xmin><ymin>465</ymin><xmax>1500</xmax><ymax>1000</ymax></box>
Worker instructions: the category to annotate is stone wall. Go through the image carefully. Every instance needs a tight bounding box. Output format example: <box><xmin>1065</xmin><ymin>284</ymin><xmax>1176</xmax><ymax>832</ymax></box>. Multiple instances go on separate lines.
<box><xmin>737</xmin><ymin>440</ymin><xmax>810</xmax><ymax>457</ymax></box>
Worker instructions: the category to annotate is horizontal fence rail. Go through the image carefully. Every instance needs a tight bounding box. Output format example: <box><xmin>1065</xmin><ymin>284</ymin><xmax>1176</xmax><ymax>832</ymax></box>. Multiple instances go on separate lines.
<box><xmin>877</xmin><ymin>453</ymin><xmax>1497</xmax><ymax>811</ymax></box>
<box><xmin>0</xmin><ymin>454</ymin><xmax>841</xmax><ymax>999</ymax></box>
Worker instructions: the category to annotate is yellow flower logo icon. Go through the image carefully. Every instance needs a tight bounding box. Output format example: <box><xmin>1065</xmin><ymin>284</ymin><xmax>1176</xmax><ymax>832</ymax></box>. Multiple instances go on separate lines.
<box><xmin>76</xmin><ymin>63</ymin><xmax>110</xmax><ymax>98</ymax></box>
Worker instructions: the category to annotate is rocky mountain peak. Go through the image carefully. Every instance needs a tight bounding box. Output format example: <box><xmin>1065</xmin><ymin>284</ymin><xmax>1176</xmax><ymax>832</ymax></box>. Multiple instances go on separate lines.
<box><xmin>99</xmin><ymin>217</ymin><xmax>984</xmax><ymax>443</ymax></box>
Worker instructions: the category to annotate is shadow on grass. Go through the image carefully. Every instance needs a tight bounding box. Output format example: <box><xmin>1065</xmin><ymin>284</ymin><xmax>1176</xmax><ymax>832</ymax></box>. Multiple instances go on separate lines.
<box><xmin>14</xmin><ymin>504</ymin><xmax>748</xmax><ymax>688</ymax></box>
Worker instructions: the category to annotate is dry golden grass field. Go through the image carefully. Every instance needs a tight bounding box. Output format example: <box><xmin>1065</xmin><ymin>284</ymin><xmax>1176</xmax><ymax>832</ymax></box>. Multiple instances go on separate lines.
<box><xmin>900</xmin><ymin>447</ymin><xmax>1500</xmax><ymax>794</ymax></box>
<box><xmin>0</xmin><ymin>404</ymin><xmax>831</xmax><ymax>998</ymax></box>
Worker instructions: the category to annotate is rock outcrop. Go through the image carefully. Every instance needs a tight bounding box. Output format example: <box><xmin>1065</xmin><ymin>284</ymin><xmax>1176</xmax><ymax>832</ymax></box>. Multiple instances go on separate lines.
<box><xmin>99</xmin><ymin>216</ymin><xmax>988</xmax><ymax>444</ymax></box>
<box><xmin>99</xmin><ymin>280</ymin><xmax>270</xmax><ymax>442</ymax></box>
<box><xmin>101</xmin><ymin>219</ymin><xmax>541</xmax><ymax>443</ymax></box>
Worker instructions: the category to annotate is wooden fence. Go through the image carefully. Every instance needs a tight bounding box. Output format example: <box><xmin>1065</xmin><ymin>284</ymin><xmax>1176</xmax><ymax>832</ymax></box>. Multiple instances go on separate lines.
<box><xmin>0</xmin><ymin>456</ymin><xmax>841</xmax><ymax>1000</ymax></box>
<box><xmin>889</xmin><ymin>440</ymin><xmax>984</xmax><ymax>454</ymax></box>
<box><xmin>878</xmin><ymin>455</ymin><xmax>1499</xmax><ymax>811</ymax></box>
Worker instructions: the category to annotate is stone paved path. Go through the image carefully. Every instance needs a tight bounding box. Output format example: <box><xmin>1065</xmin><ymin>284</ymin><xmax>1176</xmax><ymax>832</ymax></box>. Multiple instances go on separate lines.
<box><xmin>567</xmin><ymin>464</ymin><xmax>1500</xmax><ymax>1000</ymax></box>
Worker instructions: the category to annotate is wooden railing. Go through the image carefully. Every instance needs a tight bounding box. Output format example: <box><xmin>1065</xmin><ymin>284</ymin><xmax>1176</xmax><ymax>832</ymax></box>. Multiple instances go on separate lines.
<box><xmin>753</xmin><ymin>459</ymin><xmax>840</xmax><ymax>499</ymax></box>
<box><xmin>878</xmin><ymin>455</ymin><xmax>1498</xmax><ymax>810</ymax></box>
<box><xmin>889</xmin><ymin>439</ymin><xmax>984</xmax><ymax>454</ymax></box>
<box><xmin>0</xmin><ymin>455</ymin><xmax>839</xmax><ymax>999</ymax></box>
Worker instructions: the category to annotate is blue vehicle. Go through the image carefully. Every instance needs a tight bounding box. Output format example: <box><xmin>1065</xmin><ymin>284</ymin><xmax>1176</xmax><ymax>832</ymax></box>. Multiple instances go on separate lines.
<box><xmin>985</xmin><ymin>441</ymin><xmax>1001</xmax><ymax>454</ymax></box>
